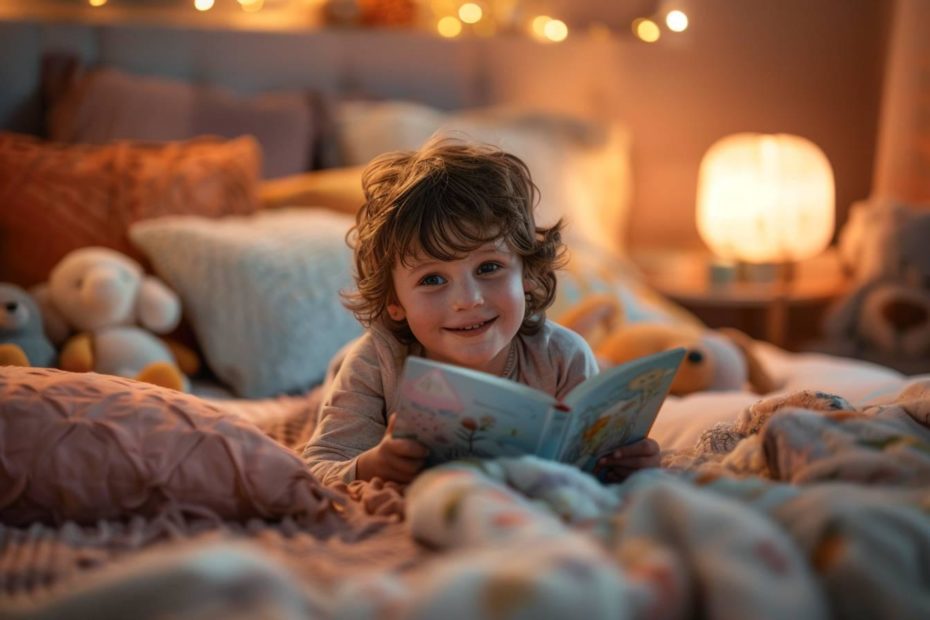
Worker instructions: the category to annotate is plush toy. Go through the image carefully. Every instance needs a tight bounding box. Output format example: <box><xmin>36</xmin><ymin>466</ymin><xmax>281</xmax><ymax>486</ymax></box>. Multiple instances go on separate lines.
<box><xmin>824</xmin><ymin>199</ymin><xmax>930</xmax><ymax>358</ymax></box>
<box><xmin>0</xmin><ymin>283</ymin><xmax>56</xmax><ymax>368</ymax></box>
<box><xmin>31</xmin><ymin>247</ymin><xmax>198</xmax><ymax>391</ymax></box>
<box><xmin>557</xmin><ymin>294</ymin><xmax>776</xmax><ymax>395</ymax></box>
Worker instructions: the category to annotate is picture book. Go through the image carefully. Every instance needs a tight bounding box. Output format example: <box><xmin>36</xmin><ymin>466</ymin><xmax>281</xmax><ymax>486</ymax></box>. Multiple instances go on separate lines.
<box><xmin>391</xmin><ymin>347</ymin><xmax>686</xmax><ymax>473</ymax></box>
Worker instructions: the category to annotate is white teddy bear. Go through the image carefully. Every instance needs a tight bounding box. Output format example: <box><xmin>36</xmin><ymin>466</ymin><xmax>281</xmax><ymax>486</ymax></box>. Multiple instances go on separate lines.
<box><xmin>32</xmin><ymin>247</ymin><xmax>196</xmax><ymax>391</ymax></box>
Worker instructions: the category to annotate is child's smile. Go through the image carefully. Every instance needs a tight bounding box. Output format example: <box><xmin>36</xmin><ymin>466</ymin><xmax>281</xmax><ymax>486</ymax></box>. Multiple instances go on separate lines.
<box><xmin>389</xmin><ymin>239</ymin><xmax>526</xmax><ymax>376</ymax></box>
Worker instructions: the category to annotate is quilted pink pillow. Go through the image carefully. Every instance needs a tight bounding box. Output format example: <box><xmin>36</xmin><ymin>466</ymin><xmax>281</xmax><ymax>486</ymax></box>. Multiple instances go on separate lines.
<box><xmin>0</xmin><ymin>367</ymin><xmax>340</xmax><ymax>526</ymax></box>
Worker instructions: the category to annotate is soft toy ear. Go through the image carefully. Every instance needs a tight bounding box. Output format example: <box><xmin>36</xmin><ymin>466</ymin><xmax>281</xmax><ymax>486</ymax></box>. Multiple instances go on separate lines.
<box><xmin>29</xmin><ymin>283</ymin><xmax>72</xmax><ymax>346</ymax></box>
<box><xmin>717</xmin><ymin>328</ymin><xmax>778</xmax><ymax>394</ymax></box>
<box><xmin>556</xmin><ymin>293</ymin><xmax>623</xmax><ymax>345</ymax></box>
<box><xmin>135</xmin><ymin>276</ymin><xmax>182</xmax><ymax>334</ymax></box>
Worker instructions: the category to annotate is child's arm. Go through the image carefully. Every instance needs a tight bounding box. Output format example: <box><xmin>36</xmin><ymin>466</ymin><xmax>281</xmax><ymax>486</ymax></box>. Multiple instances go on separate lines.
<box><xmin>302</xmin><ymin>334</ymin><xmax>397</xmax><ymax>485</ymax></box>
<box><xmin>356</xmin><ymin>414</ymin><xmax>429</xmax><ymax>484</ymax></box>
<box><xmin>593</xmin><ymin>438</ymin><xmax>661</xmax><ymax>484</ymax></box>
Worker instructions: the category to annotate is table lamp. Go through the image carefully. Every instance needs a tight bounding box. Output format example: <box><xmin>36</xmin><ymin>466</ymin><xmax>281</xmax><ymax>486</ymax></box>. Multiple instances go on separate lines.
<box><xmin>696</xmin><ymin>133</ymin><xmax>835</xmax><ymax>283</ymax></box>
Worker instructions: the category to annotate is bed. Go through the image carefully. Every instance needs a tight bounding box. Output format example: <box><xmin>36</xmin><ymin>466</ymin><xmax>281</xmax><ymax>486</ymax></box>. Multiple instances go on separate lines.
<box><xmin>2</xmin><ymin>14</ymin><xmax>930</xmax><ymax>620</ymax></box>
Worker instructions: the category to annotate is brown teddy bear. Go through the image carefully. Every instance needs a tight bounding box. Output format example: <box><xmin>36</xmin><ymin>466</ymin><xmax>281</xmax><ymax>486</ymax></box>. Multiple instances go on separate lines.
<box><xmin>557</xmin><ymin>294</ymin><xmax>776</xmax><ymax>396</ymax></box>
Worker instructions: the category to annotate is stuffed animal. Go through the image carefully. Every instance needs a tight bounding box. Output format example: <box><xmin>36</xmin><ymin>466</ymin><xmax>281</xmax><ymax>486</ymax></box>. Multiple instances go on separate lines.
<box><xmin>557</xmin><ymin>295</ymin><xmax>776</xmax><ymax>395</ymax></box>
<box><xmin>0</xmin><ymin>283</ymin><xmax>56</xmax><ymax>368</ymax></box>
<box><xmin>824</xmin><ymin>199</ymin><xmax>930</xmax><ymax>358</ymax></box>
<box><xmin>31</xmin><ymin>247</ymin><xmax>198</xmax><ymax>391</ymax></box>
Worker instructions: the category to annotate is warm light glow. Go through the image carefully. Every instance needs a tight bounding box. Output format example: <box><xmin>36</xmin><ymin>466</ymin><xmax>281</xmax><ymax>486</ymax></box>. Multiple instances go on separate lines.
<box><xmin>239</xmin><ymin>0</ymin><xmax>264</xmax><ymax>12</ymax></box>
<box><xmin>696</xmin><ymin>133</ymin><xmax>835</xmax><ymax>264</ymax></box>
<box><xmin>458</xmin><ymin>3</ymin><xmax>483</xmax><ymax>24</ymax></box>
<box><xmin>530</xmin><ymin>15</ymin><xmax>551</xmax><ymax>39</ymax></box>
<box><xmin>437</xmin><ymin>16</ymin><xmax>463</xmax><ymax>38</ymax></box>
<box><xmin>633</xmin><ymin>18</ymin><xmax>661</xmax><ymax>43</ymax></box>
<box><xmin>88</xmin><ymin>0</ymin><xmax>107</xmax><ymax>6</ymax></box>
<box><xmin>194</xmin><ymin>0</ymin><xmax>215</xmax><ymax>11</ymax></box>
<box><xmin>666</xmin><ymin>9</ymin><xmax>689</xmax><ymax>32</ymax></box>
<box><xmin>543</xmin><ymin>18</ymin><xmax>568</xmax><ymax>42</ymax></box>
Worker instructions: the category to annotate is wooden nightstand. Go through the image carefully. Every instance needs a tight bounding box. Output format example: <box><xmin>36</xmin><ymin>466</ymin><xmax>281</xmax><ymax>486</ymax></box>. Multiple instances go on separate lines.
<box><xmin>631</xmin><ymin>249</ymin><xmax>850</xmax><ymax>350</ymax></box>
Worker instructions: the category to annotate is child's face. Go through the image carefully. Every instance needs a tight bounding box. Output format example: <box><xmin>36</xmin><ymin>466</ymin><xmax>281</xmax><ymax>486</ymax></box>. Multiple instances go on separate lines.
<box><xmin>389</xmin><ymin>238</ymin><xmax>527</xmax><ymax>375</ymax></box>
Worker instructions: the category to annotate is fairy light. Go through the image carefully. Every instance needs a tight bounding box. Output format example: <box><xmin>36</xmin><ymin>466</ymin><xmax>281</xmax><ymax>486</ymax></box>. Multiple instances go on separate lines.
<box><xmin>530</xmin><ymin>15</ymin><xmax>550</xmax><ymax>40</ymax></box>
<box><xmin>666</xmin><ymin>9</ymin><xmax>689</xmax><ymax>32</ymax></box>
<box><xmin>88</xmin><ymin>0</ymin><xmax>107</xmax><ymax>6</ymax></box>
<box><xmin>194</xmin><ymin>0</ymin><xmax>215</xmax><ymax>12</ymax></box>
<box><xmin>458</xmin><ymin>3</ymin><xmax>483</xmax><ymax>24</ymax></box>
<box><xmin>633</xmin><ymin>17</ymin><xmax>661</xmax><ymax>43</ymax></box>
<box><xmin>239</xmin><ymin>0</ymin><xmax>265</xmax><ymax>13</ymax></box>
<box><xmin>437</xmin><ymin>16</ymin><xmax>463</xmax><ymax>38</ymax></box>
<box><xmin>543</xmin><ymin>18</ymin><xmax>568</xmax><ymax>42</ymax></box>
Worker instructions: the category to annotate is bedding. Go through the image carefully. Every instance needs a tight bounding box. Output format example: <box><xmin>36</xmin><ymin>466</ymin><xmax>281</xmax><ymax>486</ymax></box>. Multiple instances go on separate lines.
<box><xmin>2</xmin><ymin>363</ymin><xmax>929</xmax><ymax>619</ymax></box>
<box><xmin>47</xmin><ymin>66</ymin><xmax>317</xmax><ymax>180</ymax></box>
<box><xmin>332</xmin><ymin>100</ymin><xmax>632</xmax><ymax>257</ymax></box>
<box><xmin>0</xmin><ymin>132</ymin><xmax>261</xmax><ymax>288</ymax></box>
<box><xmin>129</xmin><ymin>208</ymin><xmax>362</xmax><ymax>399</ymax></box>
<box><xmin>0</xmin><ymin>367</ymin><xmax>340</xmax><ymax>527</ymax></box>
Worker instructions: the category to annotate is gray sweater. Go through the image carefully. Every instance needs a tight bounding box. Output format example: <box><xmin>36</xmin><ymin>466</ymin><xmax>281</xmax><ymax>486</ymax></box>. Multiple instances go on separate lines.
<box><xmin>302</xmin><ymin>320</ymin><xmax>598</xmax><ymax>485</ymax></box>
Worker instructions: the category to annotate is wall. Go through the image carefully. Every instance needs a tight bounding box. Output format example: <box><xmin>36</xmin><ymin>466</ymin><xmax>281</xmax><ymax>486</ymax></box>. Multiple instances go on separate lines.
<box><xmin>595</xmin><ymin>0</ymin><xmax>892</xmax><ymax>250</ymax></box>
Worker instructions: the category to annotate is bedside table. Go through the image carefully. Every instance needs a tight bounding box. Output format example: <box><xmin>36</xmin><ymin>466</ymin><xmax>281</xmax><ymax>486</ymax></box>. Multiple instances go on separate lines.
<box><xmin>631</xmin><ymin>249</ymin><xmax>850</xmax><ymax>350</ymax></box>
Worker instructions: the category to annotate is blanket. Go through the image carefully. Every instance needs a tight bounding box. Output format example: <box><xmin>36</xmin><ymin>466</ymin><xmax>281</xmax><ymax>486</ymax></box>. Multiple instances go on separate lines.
<box><xmin>3</xmin><ymin>383</ymin><xmax>930</xmax><ymax>619</ymax></box>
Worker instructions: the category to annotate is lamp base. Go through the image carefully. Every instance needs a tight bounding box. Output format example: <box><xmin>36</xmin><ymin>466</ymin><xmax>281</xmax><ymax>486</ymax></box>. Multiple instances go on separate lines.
<box><xmin>707</xmin><ymin>258</ymin><xmax>795</xmax><ymax>286</ymax></box>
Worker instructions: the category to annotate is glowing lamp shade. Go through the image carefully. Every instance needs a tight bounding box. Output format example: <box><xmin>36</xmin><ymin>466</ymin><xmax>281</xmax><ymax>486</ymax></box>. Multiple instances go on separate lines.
<box><xmin>696</xmin><ymin>133</ymin><xmax>835</xmax><ymax>264</ymax></box>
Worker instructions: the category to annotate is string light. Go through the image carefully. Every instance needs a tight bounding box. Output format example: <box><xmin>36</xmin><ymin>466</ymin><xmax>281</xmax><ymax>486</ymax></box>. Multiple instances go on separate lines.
<box><xmin>88</xmin><ymin>0</ymin><xmax>107</xmax><ymax>6</ymax></box>
<box><xmin>437</xmin><ymin>15</ymin><xmax>462</xmax><ymax>38</ymax></box>
<box><xmin>632</xmin><ymin>17</ymin><xmax>660</xmax><ymax>43</ymax></box>
<box><xmin>543</xmin><ymin>18</ymin><xmax>568</xmax><ymax>42</ymax></box>
<box><xmin>194</xmin><ymin>0</ymin><xmax>215</xmax><ymax>12</ymax></box>
<box><xmin>665</xmin><ymin>9</ymin><xmax>689</xmax><ymax>32</ymax></box>
<box><xmin>458</xmin><ymin>3</ymin><xmax>483</xmax><ymax>25</ymax></box>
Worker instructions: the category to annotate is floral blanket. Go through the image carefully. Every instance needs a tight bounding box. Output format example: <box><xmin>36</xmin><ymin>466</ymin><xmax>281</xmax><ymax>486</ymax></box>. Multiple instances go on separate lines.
<box><xmin>335</xmin><ymin>381</ymin><xmax>930</xmax><ymax>619</ymax></box>
<box><xmin>3</xmin><ymin>383</ymin><xmax>929</xmax><ymax>619</ymax></box>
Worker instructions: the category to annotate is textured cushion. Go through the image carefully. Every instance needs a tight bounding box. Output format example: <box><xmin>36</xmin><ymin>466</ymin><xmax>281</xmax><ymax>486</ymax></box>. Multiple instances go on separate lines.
<box><xmin>130</xmin><ymin>209</ymin><xmax>362</xmax><ymax>398</ymax></box>
<box><xmin>0</xmin><ymin>367</ymin><xmax>339</xmax><ymax>527</ymax></box>
<box><xmin>48</xmin><ymin>67</ymin><xmax>316</xmax><ymax>179</ymax></box>
<box><xmin>0</xmin><ymin>132</ymin><xmax>261</xmax><ymax>288</ymax></box>
<box><xmin>333</xmin><ymin>102</ymin><xmax>632</xmax><ymax>257</ymax></box>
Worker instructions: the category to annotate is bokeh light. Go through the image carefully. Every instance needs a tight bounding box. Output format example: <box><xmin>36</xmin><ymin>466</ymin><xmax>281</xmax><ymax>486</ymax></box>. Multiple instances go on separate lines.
<box><xmin>437</xmin><ymin>16</ymin><xmax>463</xmax><ymax>38</ymax></box>
<box><xmin>458</xmin><ymin>3</ymin><xmax>483</xmax><ymax>25</ymax></box>
<box><xmin>633</xmin><ymin>17</ymin><xmax>661</xmax><ymax>43</ymax></box>
<box><xmin>666</xmin><ymin>10</ymin><xmax>689</xmax><ymax>32</ymax></box>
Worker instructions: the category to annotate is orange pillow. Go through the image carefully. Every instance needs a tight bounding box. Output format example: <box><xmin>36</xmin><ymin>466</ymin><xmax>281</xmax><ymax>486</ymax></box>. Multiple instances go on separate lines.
<box><xmin>0</xmin><ymin>133</ymin><xmax>262</xmax><ymax>288</ymax></box>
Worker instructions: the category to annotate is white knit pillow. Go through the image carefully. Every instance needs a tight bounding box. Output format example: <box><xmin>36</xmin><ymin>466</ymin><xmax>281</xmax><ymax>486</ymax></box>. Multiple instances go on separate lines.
<box><xmin>130</xmin><ymin>209</ymin><xmax>362</xmax><ymax>398</ymax></box>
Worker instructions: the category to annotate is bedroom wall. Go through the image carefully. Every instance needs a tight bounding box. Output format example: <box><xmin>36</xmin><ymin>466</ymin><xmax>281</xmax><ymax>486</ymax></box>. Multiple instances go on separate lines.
<box><xmin>585</xmin><ymin>0</ymin><xmax>892</xmax><ymax>251</ymax></box>
<box><xmin>0</xmin><ymin>0</ymin><xmax>893</xmax><ymax>253</ymax></box>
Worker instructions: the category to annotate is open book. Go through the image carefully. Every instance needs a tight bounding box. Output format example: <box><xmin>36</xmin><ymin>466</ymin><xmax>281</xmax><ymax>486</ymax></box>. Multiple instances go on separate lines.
<box><xmin>392</xmin><ymin>347</ymin><xmax>685</xmax><ymax>473</ymax></box>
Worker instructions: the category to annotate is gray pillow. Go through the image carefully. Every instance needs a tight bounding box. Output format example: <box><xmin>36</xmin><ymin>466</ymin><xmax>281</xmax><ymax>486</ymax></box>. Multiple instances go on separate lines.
<box><xmin>130</xmin><ymin>209</ymin><xmax>362</xmax><ymax>398</ymax></box>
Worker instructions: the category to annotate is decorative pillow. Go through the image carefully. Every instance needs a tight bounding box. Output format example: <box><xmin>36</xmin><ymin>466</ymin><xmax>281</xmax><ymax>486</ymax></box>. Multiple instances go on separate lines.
<box><xmin>332</xmin><ymin>101</ymin><xmax>633</xmax><ymax>257</ymax></box>
<box><xmin>0</xmin><ymin>132</ymin><xmax>261</xmax><ymax>288</ymax></box>
<box><xmin>48</xmin><ymin>66</ymin><xmax>316</xmax><ymax>179</ymax></box>
<box><xmin>551</xmin><ymin>246</ymin><xmax>704</xmax><ymax>330</ymax></box>
<box><xmin>259</xmin><ymin>165</ymin><xmax>365</xmax><ymax>213</ymax></box>
<box><xmin>0</xmin><ymin>367</ymin><xmax>341</xmax><ymax>527</ymax></box>
<box><xmin>130</xmin><ymin>208</ymin><xmax>362</xmax><ymax>399</ymax></box>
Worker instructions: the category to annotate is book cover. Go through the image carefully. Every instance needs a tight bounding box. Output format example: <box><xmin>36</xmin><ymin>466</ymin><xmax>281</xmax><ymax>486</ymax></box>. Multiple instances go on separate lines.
<box><xmin>392</xmin><ymin>347</ymin><xmax>685</xmax><ymax>472</ymax></box>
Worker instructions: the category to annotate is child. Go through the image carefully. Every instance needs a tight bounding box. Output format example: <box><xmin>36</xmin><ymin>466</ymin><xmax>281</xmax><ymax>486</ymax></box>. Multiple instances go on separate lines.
<box><xmin>302</xmin><ymin>137</ymin><xmax>659</xmax><ymax>485</ymax></box>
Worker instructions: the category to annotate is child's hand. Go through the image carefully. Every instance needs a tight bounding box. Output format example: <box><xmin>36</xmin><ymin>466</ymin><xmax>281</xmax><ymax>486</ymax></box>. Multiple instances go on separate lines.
<box><xmin>594</xmin><ymin>437</ymin><xmax>661</xmax><ymax>484</ymax></box>
<box><xmin>356</xmin><ymin>413</ymin><xmax>429</xmax><ymax>484</ymax></box>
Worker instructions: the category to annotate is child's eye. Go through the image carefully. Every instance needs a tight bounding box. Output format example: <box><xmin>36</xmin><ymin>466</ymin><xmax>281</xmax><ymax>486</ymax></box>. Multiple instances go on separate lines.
<box><xmin>418</xmin><ymin>274</ymin><xmax>446</xmax><ymax>287</ymax></box>
<box><xmin>477</xmin><ymin>262</ymin><xmax>502</xmax><ymax>275</ymax></box>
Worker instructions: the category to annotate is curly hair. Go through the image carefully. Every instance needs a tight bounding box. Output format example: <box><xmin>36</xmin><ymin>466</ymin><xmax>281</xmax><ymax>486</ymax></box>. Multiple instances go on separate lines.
<box><xmin>343</xmin><ymin>136</ymin><xmax>566</xmax><ymax>343</ymax></box>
